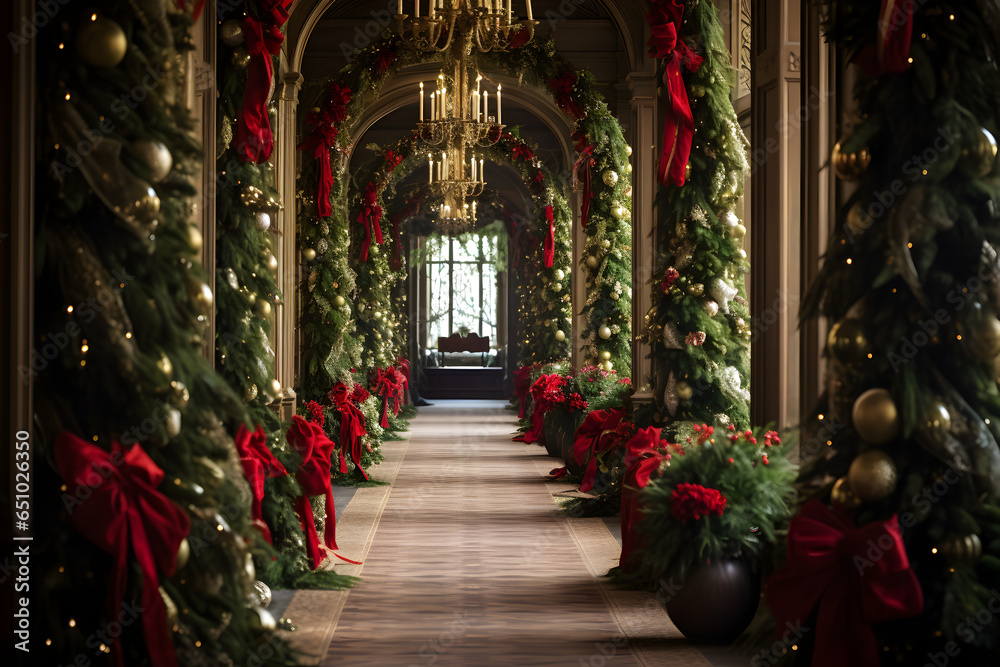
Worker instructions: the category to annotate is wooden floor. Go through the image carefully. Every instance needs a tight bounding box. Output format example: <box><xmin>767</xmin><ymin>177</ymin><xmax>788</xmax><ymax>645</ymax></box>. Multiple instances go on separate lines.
<box><xmin>313</xmin><ymin>401</ymin><xmax>730</xmax><ymax>667</ymax></box>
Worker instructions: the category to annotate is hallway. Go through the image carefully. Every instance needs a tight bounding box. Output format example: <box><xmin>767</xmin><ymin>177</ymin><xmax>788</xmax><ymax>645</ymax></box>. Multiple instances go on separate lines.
<box><xmin>282</xmin><ymin>401</ymin><xmax>732</xmax><ymax>667</ymax></box>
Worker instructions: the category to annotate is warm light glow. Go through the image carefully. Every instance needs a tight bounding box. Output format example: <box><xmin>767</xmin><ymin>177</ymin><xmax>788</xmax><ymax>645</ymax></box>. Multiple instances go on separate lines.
<box><xmin>931</xmin><ymin>547</ymin><xmax>938</xmax><ymax>554</ymax></box>
<box><xmin>69</xmin><ymin>619</ymin><xmax>76</xmax><ymax>627</ymax></box>
<box><xmin>846</xmin><ymin>258</ymin><xmax>853</xmax><ymax>264</ymax></box>
<box><xmin>67</xmin><ymin>305</ymin><xmax>73</xmax><ymax>313</ymax></box>
<box><xmin>817</xmin><ymin>414</ymin><xmax>825</xmax><ymax>420</ymax></box>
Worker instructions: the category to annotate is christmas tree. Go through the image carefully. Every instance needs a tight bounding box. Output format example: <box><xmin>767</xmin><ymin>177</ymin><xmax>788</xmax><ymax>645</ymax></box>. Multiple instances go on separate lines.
<box><xmin>28</xmin><ymin>3</ymin><xmax>295</xmax><ymax>664</ymax></box>
<box><xmin>639</xmin><ymin>0</ymin><xmax>752</xmax><ymax>430</ymax></box>
<box><xmin>768</xmin><ymin>2</ymin><xmax>1000</xmax><ymax>664</ymax></box>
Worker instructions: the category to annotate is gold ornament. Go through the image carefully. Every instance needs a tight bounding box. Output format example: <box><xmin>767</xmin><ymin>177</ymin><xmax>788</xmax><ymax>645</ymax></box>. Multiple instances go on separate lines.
<box><xmin>156</xmin><ymin>354</ymin><xmax>173</xmax><ymax>378</ymax></box>
<box><xmin>170</xmin><ymin>380</ymin><xmax>190</xmax><ymax>409</ymax></box>
<box><xmin>175</xmin><ymin>538</ymin><xmax>190</xmax><ymax>570</ymax></box>
<box><xmin>220</xmin><ymin>19</ymin><xmax>245</xmax><ymax>47</ymax></box>
<box><xmin>830</xmin><ymin>476</ymin><xmax>862</xmax><ymax>511</ymax></box>
<box><xmin>270</xmin><ymin>379</ymin><xmax>282</xmax><ymax>398</ymax></box>
<box><xmin>254</xmin><ymin>300</ymin><xmax>272</xmax><ymax>319</ymax></box>
<box><xmin>684</xmin><ymin>162</ymin><xmax>692</xmax><ymax>181</ymax></box>
<box><xmin>852</xmin><ymin>388</ymin><xmax>900</xmax><ymax>445</ymax></box>
<box><xmin>601</xmin><ymin>239</ymin><xmax>611</xmax><ymax>249</ymax></box>
<box><xmin>186</xmin><ymin>224</ymin><xmax>203</xmax><ymax>252</ymax></box>
<box><xmin>265</xmin><ymin>253</ymin><xmax>278</xmax><ymax>273</ymax></box>
<box><xmin>244</xmin><ymin>552</ymin><xmax>256</xmax><ymax>583</ymax></box>
<box><xmin>960</xmin><ymin>128</ymin><xmax>997</xmax><ymax>178</ymax></box>
<box><xmin>253</xmin><ymin>607</ymin><xmax>277</xmax><ymax>632</ymax></box>
<box><xmin>244</xmin><ymin>383</ymin><xmax>258</xmax><ymax>402</ymax></box>
<box><xmin>625</xmin><ymin>145</ymin><xmax>632</xmax><ymax>157</ymax></box>
<box><xmin>543</xmin><ymin>319</ymin><xmax>552</xmax><ymax>326</ymax></box>
<box><xmin>611</xmin><ymin>205</ymin><xmax>627</xmax><ymax>220</ymax></box>
<box><xmin>688</xmin><ymin>283</ymin><xmax>705</xmax><ymax>297</ymax></box>
<box><xmin>923</xmin><ymin>401</ymin><xmax>952</xmax><ymax>435</ymax></box>
<box><xmin>847</xmin><ymin>449</ymin><xmax>898</xmax><ymax>503</ymax></box>
<box><xmin>335</xmin><ymin>295</ymin><xmax>346</xmax><ymax>307</ymax></box>
<box><xmin>164</xmin><ymin>407</ymin><xmax>181</xmax><ymax>439</ymax></box>
<box><xmin>827</xmin><ymin>318</ymin><xmax>869</xmax><ymax>364</ymax></box>
<box><xmin>603</xmin><ymin>360</ymin><xmax>613</xmax><ymax>371</ymax></box>
<box><xmin>246</xmin><ymin>292</ymin><xmax>256</xmax><ymax>305</ymax></box>
<box><xmin>187</xmin><ymin>279</ymin><xmax>213</xmax><ymax>316</ymax></box>
<box><xmin>231</xmin><ymin>46</ymin><xmax>251</xmax><ymax>68</ymax></box>
<box><xmin>602</xmin><ymin>170</ymin><xmax>619</xmax><ymax>187</ymax></box>
<box><xmin>160</xmin><ymin>586</ymin><xmax>180</xmax><ymax>630</ymax></box>
<box><xmin>76</xmin><ymin>16</ymin><xmax>128</xmax><ymax>69</ymax></box>
<box><xmin>197</xmin><ymin>456</ymin><xmax>226</xmax><ymax>482</ymax></box>
<box><xmin>598</xmin><ymin>325</ymin><xmax>612</xmax><ymax>340</ymax></box>
<box><xmin>732</xmin><ymin>224</ymin><xmax>747</xmax><ymax>239</ymax></box>
<box><xmin>938</xmin><ymin>533</ymin><xmax>983</xmax><ymax>564</ymax></box>
<box><xmin>131</xmin><ymin>140</ymin><xmax>172</xmax><ymax>182</ymax></box>
<box><xmin>676</xmin><ymin>381</ymin><xmax>693</xmax><ymax>401</ymax></box>
<box><xmin>302</xmin><ymin>247</ymin><xmax>317</xmax><ymax>261</ymax></box>
<box><xmin>832</xmin><ymin>141</ymin><xmax>871</xmax><ymax>180</ymax></box>
<box><xmin>626</xmin><ymin>163</ymin><xmax>633</xmax><ymax>174</ymax></box>
<box><xmin>970</xmin><ymin>315</ymin><xmax>1000</xmax><ymax>360</ymax></box>
<box><xmin>128</xmin><ymin>187</ymin><xmax>161</xmax><ymax>222</ymax></box>
<box><xmin>586</xmin><ymin>255</ymin><xmax>600</xmax><ymax>269</ymax></box>
<box><xmin>555</xmin><ymin>330</ymin><xmax>566</xmax><ymax>342</ymax></box>
<box><xmin>600</xmin><ymin>351</ymin><xmax>611</xmax><ymax>361</ymax></box>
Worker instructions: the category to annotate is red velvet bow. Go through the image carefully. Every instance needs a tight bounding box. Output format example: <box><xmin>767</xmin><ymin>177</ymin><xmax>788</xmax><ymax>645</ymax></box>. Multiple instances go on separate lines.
<box><xmin>619</xmin><ymin>427</ymin><xmax>669</xmax><ymax>571</ymax></box>
<box><xmin>509</xmin><ymin>25</ymin><xmax>532</xmax><ymax>49</ymax></box>
<box><xmin>373</xmin><ymin>366</ymin><xmax>404</xmax><ymax>428</ymax></box>
<box><xmin>513</xmin><ymin>365</ymin><xmax>534</xmax><ymax>419</ymax></box>
<box><xmin>854</xmin><ymin>0</ymin><xmax>914</xmax><ymax>76</ymax></box>
<box><xmin>574</xmin><ymin>408</ymin><xmax>631</xmax><ymax>493</ymax></box>
<box><xmin>765</xmin><ymin>499</ymin><xmax>923</xmax><ymax>667</ymax></box>
<box><xmin>396</xmin><ymin>357</ymin><xmax>411</xmax><ymax>406</ymax></box>
<box><xmin>286</xmin><ymin>416</ymin><xmax>340</xmax><ymax>569</ymax></box>
<box><xmin>328</xmin><ymin>383</ymin><xmax>369</xmax><ymax>481</ymax></box>
<box><xmin>237</xmin><ymin>2</ymin><xmax>291</xmax><ymax>163</ymax></box>
<box><xmin>647</xmin><ymin>0</ymin><xmax>703</xmax><ymax>186</ymax></box>
<box><xmin>54</xmin><ymin>433</ymin><xmax>189</xmax><ymax>667</ymax></box>
<box><xmin>543</xmin><ymin>205</ymin><xmax>556</xmax><ymax>268</ymax></box>
<box><xmin>234</xmin><ymin>424</ymin><xmax>288</xmax><ymax>542</ymax></box>
<box><xmin>548</xmin><ymin>71</ymin><xmax>584</xmax><ymax>119</ymax></box>
<box><xmin>298</xmin><ymin>82</ymin><xmax>352</xmax><ymax>218</ymax></box>
<box><xmin>575</xmin><ymin>144</ymin><xmax>595</xmax><ymax>230</ymax></box>
<box><xmin>373</xmin><ymin>46</ymin><xmax>397</xmax><ymax>76</ymax></box>
<box><xmin>358</xmin><ymin>182</ymin><xmax>384</xmax><ymax>262</ymax></box>
<box><xmin>513</xmin><ymin>143</ymin><xmax>535</xmax><ymax>163</ymax></box>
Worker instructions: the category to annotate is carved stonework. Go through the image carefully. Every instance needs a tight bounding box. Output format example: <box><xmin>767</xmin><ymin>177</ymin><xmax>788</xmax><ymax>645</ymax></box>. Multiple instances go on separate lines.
<box><xmin>738</xmin><ymin>0</ymin><xmax>751</xmax><ymax>98</ymax></box>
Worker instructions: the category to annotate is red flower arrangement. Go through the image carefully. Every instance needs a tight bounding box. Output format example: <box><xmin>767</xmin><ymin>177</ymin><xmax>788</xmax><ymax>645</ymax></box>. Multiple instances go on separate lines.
<box><xmin>670</xmin><ymin>483</ymin><xmax>727</xmax><ymax>525</ymax></box>
<box><xmin>304</xmin><ymin>400</ymin><xmax>325</xmax><ymax>426</ymax></box>
<box><xmin>351</xmin><ymin>384</ymin><xmax>370</xmax><ymax>404</ymax></box>
<box><xmin>548</xmin><ymin>70</ymin><xmax>584</xmax><ymax>119</ymax></box>
<box><xmin>660</xmin><ymin>266</ymin><xmax>680</xmax><ymax>292</ymax></box>
<box><xmin>566</xmin><ymin>392</ymin><xmax>588</xmax><ymax>413</ymax></box>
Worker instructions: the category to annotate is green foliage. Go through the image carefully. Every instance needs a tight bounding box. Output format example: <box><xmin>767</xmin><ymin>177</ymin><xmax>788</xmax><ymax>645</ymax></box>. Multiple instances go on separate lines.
<box><xmin>632</xmin><ymin>427</ymin><xmax>795</xmax><ymax>585</ymax></box>
<box><xmin>31</xmin><ymin>3</ymin><xmax>295</xmax><ymax>665</ymax></box>
<box><xmin>640</xmin><ymin>0</ymin><xmax>751</xmax><ymax>429</ymax></box>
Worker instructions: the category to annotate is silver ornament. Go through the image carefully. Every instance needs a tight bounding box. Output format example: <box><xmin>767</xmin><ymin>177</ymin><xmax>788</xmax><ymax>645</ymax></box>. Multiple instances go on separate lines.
<box><xmin>254</xmin><ymin>211</ymin><xmax>271</xmax><ymax>231</ymax></box>
<box><xmin>250</xmin><ymin>580</ymin><xmax>272</xmax><ymax>608</ymax></box>
<box><xmin>220</xmin><ymin>20</ymin><xmax>245</xmax><ymax>47</ymax></box>
<box><xmin>132</xmin><ymin>139</ymin><xmax>172</xmax><ymax>182</ymax></box>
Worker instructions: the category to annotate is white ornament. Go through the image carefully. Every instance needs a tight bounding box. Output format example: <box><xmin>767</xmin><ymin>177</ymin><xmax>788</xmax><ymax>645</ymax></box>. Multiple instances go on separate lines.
<box><xmin>723</xmin><ymin>211</ymin><xmax>740</xmax><ymax>229</ymax></box>
<box><xmin>255</xmin><ymin>211</ymin><xmax>271</xmax><ymax>231</ymax></box>
<box><xmin>598</xmin><ymin>325</ymin><xmax>612</xmax><ymax>340</ymax></box>
<box><xmin>709</xmin><ymin>277</ymin><xmax>738</xmax><ymax>313</ymax></box>
<box><xmin>704</xmin><ymin>300</ymin><xmax>720</xmax><ymax>317</ymax></box>
<box><xmin>555</xmin><ymin>269</ymin><xmax>565</xmax><ymax>281</ymax></box>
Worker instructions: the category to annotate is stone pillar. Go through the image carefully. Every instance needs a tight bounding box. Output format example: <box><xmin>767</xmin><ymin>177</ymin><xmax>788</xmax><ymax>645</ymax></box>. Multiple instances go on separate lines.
<box><xmin>275</xmin><ymin>71</ymin><xmax>304</xmax><ymax>417</ymax></box>
<box><xmin>571</xmin><ymin>188</ymin><xmax>586</xmax><ymax>368</ymax></box>
<box><xmin>626</xmin><ymin>71</ymin><xmax>657</xmax><ymax>406</ymax></box>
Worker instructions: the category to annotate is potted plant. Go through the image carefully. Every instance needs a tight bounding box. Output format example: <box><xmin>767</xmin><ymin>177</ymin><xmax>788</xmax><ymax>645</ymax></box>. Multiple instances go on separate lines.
<box><xmin>621</xmin><ymin>423</ymin><xmax>795</xmax><ymax>644</ymax></box>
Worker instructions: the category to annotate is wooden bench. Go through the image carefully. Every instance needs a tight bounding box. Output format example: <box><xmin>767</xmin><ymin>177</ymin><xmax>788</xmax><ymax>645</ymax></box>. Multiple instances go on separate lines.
<box><xmin>437</xmin><ymin>332</ymin><xmax>490</xmax><ymax>366</ymax></box>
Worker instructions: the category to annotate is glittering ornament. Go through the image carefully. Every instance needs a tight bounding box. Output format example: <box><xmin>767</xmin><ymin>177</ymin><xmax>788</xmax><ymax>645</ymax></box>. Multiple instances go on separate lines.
<box><xmin>255</xmin><ymin>211</ymin><xmax>271</xmax><ymax>231</ymax></box>
<box><xmin>244</xmin><ymin>383</ymin><xmax>258</xmax><ymax>402</ymax></box>
<box><xmin>827</xmin><ymin>318</ymin><xmax>869</xmax><ymax>364</ymax></box>
<box><xmin>602</xmin><ymin>170</ymin><xmax>618</xmax><ymax>187</ymax></box>
<box><xmin>319</xmin><ymin>221</ymin><xmax>330</xmax><ymax>236</ymax></box>
<box><xmin>220</xmin><ymin>19</ymin><xmax>245</xmax><ymax>47</ymax></box>
<box><xmin>187</xmin><ymin>279</ymin><xmax>213</xmax><ymax>316</ymax></box>
<box><xmin>303</xmin><ymin>247</ymin><xmax>317</xmax><ymax>261</ymax></box>
<box><xmin>335</xmin><ymin>295</ymin><xmax>346</xmax><ymax>307</ymax></box>
<box><xmin>704</xmin><ymin>300</ymin><xmax>719</xmax><ymax>317</ymax></box>
<box><xmin>960</xmin><ymin>128</ymin><xmax>997</xmax><ymax>178</ymax></box>
<box><xmin>217</xmin><ymin>116</ymin><xmax>234</xmax><ymax>158</ymax></box>
<box><xmin>601</xmin><ymin>239</ymin><xmax>611</xmax><ymax>249</ymax></box>
<box><xmin>688</xmin><ymin>283</ymin><xmax>705</xmax><ymax>297</ymax></box>
<box><xmin>76</xmin><ymin>16</ymin><xmax>128</xmax><ymax>68</ymax></box>
<box><xmin>232</xmin><ymin>46</ymin><xmax>251</xmax><ymax>68</ymax></box>
<box><xmin>676</xmin><ymin>381</ymin><xmax>693</xmax><ymax>400</ymax></box>
<box><xmin>543</xmin><ymin>319</ymin><xmax>551</xmax><ymax>327</ymax></box>
<box><xmin>938</xmin><ymin>534</ymin><xmax>983</xmax><ymax>564</ymax></box>
<box><xmin>831</xmin><ymin>141</ymin><xmax>871</xmax><ymax>180</ymax></box>
<box><xmin>830</xmin><ymin>476</ymin><xmax>861</xmax><ymax>511</ymax></box>
<box><xmin>852</xmin><ymin>388</ymin><xmax>900</xmax><ymax>445</ymax></box>
<box><xmin>317</xmin><ymin>238</ymin><xmax>329</xmax><ymax>256</ymax></box>
<box><xmin>127</xmin><ymin>187</ymin><xmax>161</xmax><ymax>222</ymax></box>
<box><xmin>132</xmin><ymin>140</ymin><xmax>172</xmax><ymax>182</ymax></box>
<box><xmin>555</xmin><ymin>330</ymin><xmax>566</xmax><ymax>342</ymax></box>
<box><xmin>266</xmin><ymin>253</ymin><xmax>278</xmax><ymax>273</ymax></box>
<box><xmin>847</xmin><ymin>449</ymin><xmax>897</xmax><ymax>503</ymax></box>
<box><xmin>250</xmin><ymin>580</ymin><xmax>272</xmax><ymax>608</ymax></box>
<box><xmin>709</xmin><ymin>278</ymin><xmax>737</xmax><ymax>313</ymax></box>
<box><xmin>224</xmin><ymin>268</ymin><xmax>239</xmax><ymax>290</ymax></box>
<box><xmin>723</xmin><ymin>211</ymin><xmax>740</xmax><ymax>229</ymax></box>
<box><xmin>598</xmin><ymin>325</ymin><xmax>612</xmax><ymax>339</ymax></box>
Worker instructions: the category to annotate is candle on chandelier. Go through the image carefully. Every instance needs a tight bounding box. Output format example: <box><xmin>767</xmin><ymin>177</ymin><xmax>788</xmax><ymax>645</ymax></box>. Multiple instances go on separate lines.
<box><xmin>415</xmin><ymin>0</ymin><xmax>419</xmax><ymax>18</ymax></box>
<box><xmin>430</xmin><ymin>92</ymin><xmax>435</xmax><ymax>121</ymax></box>
<box><xmin>480</xmin><ymin>158</ymin><xmax>484</xmax><ymax>183</ymax></box>
<box><xmin>476</xmin><ymin>74</ymin><xmax>482</xmax><ymax>120</ymax></box>
<box><xmin>507</xmin><ymin>0</ymin><xmax>512</xmax><ymax>21</ymax></box>
<box><xmin>429</xmin><ymin>0</ymin><xmax>435</xmax><ymax>18</ymax></box>
<box><xmin>428</xmin><ymin>153</ymin><xmax>433</xmax><ymax>183</ymax></box>
<box><xmin>482</xmin><ymin>90</ymin><xmax>488</xmax><ymax>122</ymax></box>
<box><xmin>526</xmin><ymin>0</ymin><xmax>533</xmax><ymax>20</ymax></box>
<box><xmin>398</xmin><ymin>0</ymin><xmax>403</xmax><ymax>15</ymax></box>
<box><xmin>442</xmin><ymin>151</ymin><xmax>447</xmax><ymax>180</ymax></box>
<box><xmin>419</xmin><ymin>82</ymin><xmax>424</xmax><ymax>121</ymax></box>
<box><xmin>497</xmin><ymin>84</ymin><xmax>502</xmax><ymax>125</ymax></box>
<box><xmin>442</xmin><ymin>86</ymin><xmax>447</xmax><ymax>118</ymax></box>
<box><xmin>471</xmin><ymin>155</ymin><xmax>476</xmax><ymax>181</ymax></box>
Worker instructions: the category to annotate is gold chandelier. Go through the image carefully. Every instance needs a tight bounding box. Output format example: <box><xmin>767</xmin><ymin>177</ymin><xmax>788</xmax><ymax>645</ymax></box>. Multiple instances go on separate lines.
<box><xmin>394</xmin><ymin>0</ymin><xmax>536</xmax><ymax>233</ymax></box>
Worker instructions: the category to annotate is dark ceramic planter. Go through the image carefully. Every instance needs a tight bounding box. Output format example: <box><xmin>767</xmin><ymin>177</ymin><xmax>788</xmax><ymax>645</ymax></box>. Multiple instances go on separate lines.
<box><xmin>664</xmin><ymin>559</ymin><xmax>760</xmax><ymax>645</ymax></box>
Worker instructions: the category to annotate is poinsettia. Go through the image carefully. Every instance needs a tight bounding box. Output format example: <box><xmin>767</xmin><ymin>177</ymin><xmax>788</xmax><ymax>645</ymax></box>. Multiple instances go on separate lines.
<box><xmin>669</xmin><ymin>483</ymin><xmax>726</xmax><ymax>524</ymax></box>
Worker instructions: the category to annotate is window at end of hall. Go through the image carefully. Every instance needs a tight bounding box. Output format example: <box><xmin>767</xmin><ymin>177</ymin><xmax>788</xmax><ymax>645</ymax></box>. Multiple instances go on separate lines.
<box><xmin>427</xmin><ymin>234</ymin><xmax>499</xmax><ymax>349</ymax></box>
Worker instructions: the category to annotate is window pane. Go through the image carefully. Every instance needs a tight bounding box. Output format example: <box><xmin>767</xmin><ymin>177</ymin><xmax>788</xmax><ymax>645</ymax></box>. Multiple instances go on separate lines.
<box><xmin>481</xmin><ymin>259</ymin><xmax>498</xmax><ymax>344</ymax></box>
<box><xmin>451</xmin><ymin>262</ymin><xmax>480</xmax><ymax>336</ymax></box>
<box><xmin>452</xmin><ymin>236</ymin><xmax>478</xmax><ymax>262</ymax></box>
<box><xmin>428</xmin><ymin>261</ymin><xmax>450</xmax><ymax>347</ymax></box>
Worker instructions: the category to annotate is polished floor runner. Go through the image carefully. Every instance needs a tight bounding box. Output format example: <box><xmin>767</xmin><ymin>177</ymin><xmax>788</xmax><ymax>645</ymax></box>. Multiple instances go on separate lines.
<box><xmin>321</xmin><ymin>400</ymin><xmax>642</xmax><ymax>666</ymax></box>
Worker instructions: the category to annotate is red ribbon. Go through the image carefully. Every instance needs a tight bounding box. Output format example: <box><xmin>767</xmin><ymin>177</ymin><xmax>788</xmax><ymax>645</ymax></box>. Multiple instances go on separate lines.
<box><xmin>548</xmin><ymin>71</ymin><xmax>585</xmax><ymax>119</ymax></box>
<box><xmin>373</xmin><ymin>366</ymin><xmax>405</xmax><ymax>428</ymax></box>
<box><xmin>512</xmin><ymin>143</ymin><xmax>536</xmax><ymax>163</ymax></box>
<box><xmin>574</xmin><ymin>144</ymin><xmax>595</xmax><ymax>230</ymax></box>
<box><xmin>358</xmin><ymin>182</ymin><xmax>384</xmax><ymax>262</ymax></box>
<box><xmin>543</xmin><ymin>205</ymin><xmax>555</xmax><ymax>268</ymax></box>
<box><xmin>647</xmin><ymin>0</ymin><xmax>703</xmax><ymax>186</ymax></box>
<box><xmin>396</xmin><ymin>357</ymin><xmax>411</xmax><ymax>406</ymax></box>
<box><xmin>329</xmin><ymin>383</ymin><xmax>369</xmax><ymax>481</ymax></box>
<box><xmin>54</xmin><ymin>433</ymin><xmax>189</xmax><ymax>667</ymax></box>
<box><xmin>855</xmin><ymin>0</ymin><xmax>915</xmax><ymax>76</ymax></box>
<box><xmin>298</xmin><ymin>82</ymin><xmax>352</xmax><ymax>218</ymax></box>
<box><xmin>619</xmin><ymin>427</ymin><xmax>669</xmax><ymax>571</ymax></box>
<box><xmin>765</xmin><ymin>499</ymin><xmax>923</xmax><ymax>667</ymax></box>
<box><xmin>234</xmin><ymin>424</ymin><xmax>288</xmax><ymax>542</ymax></box>
<box><xmin>237</xmin><ymin>2</ymin><xmax>291</xmax><ymax>163</ymax></box>
<box><xmin>574</xmin><ymin>408</ymin><xmax>632</xmax><ymax>493</ymax></box>
<box><xmin>513</xmin><ymin>365</ymin><xmax>534</xmax><ymax>418</ymax></box>
<box><xmin>286</xmin><ymin>416</ymin><xmax>348</xmax><ymax>569</ymax></box>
